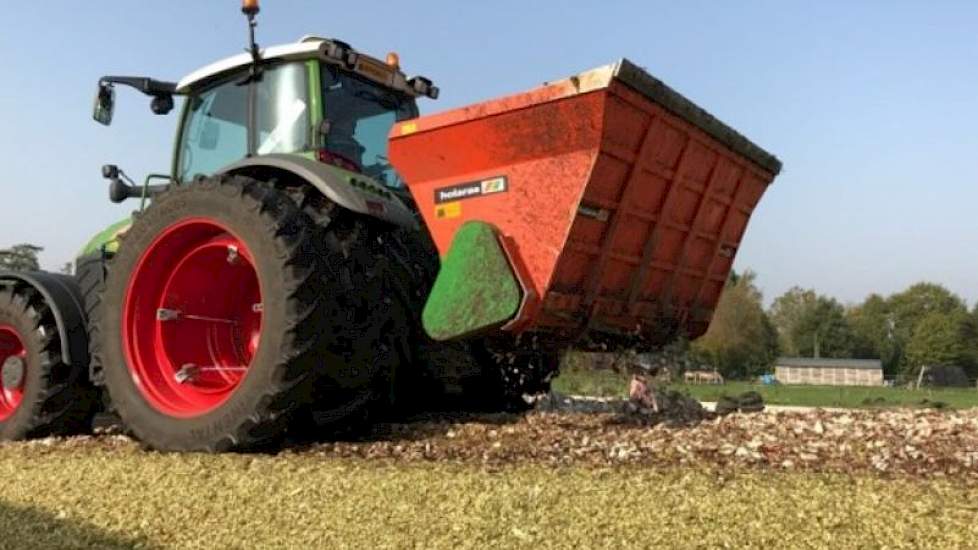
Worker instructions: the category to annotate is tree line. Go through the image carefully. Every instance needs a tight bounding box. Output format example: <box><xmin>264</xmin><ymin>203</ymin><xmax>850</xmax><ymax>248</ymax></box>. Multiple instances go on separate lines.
<box><xmin>0</xmin><ymin>244</ymin><xmax>43</xmax><ymax>271</ymax></box>
<box><xmin>693</xmin><ymin>271</ymin><xmax>978</xmax><ymax>380</ymax></box>
<box><xmin>0</xmin><ymin>243</ymin><xmax>72</xmax><ymax>274</ymax></box>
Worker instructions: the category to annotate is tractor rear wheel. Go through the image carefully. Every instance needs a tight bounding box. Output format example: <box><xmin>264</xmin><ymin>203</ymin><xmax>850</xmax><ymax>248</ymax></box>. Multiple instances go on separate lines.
<box><xmin>94</xmin><ymin>175</ymin><xmax>324</xmax><ymax>451</ymax></box>
<box><xmin>0</xmin><ymin>286</ymin><xmax>96</xmax><ymax>439</ymax></box>
<box><xmin>292</xmin><ymin>213</ymin><xmax>414</xmax><ymax>436</ymax></box>
<box><xmin>281</xmin><ymin>178</ymin><xmax>443</xmax><ymax>437</ymax></box>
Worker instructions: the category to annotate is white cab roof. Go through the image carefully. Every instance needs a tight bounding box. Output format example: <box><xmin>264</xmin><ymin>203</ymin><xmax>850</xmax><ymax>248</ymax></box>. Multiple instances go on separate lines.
<box><xmin>176</xmin><ymin>40</ymin><xmax>322</xmax><ymax>93</ymax></box>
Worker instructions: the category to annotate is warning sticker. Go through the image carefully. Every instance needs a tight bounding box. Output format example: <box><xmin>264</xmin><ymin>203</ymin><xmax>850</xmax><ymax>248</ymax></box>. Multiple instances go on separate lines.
<box><xmin>434</xmin><ymin>176</ymin><xmax>508</xmax><ymax>204</ymax></box>
<box><xmin>435</xmin><ymin>201</ymin><xmax>462</xmax><ymax>219</ymax></box>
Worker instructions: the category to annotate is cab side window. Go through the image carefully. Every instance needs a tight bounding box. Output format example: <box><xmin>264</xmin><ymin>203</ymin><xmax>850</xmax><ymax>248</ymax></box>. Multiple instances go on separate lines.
<box><xmin>178</xmin><ymin>78</ymin><xmax>248</xmax><ymax>182</ymax></box>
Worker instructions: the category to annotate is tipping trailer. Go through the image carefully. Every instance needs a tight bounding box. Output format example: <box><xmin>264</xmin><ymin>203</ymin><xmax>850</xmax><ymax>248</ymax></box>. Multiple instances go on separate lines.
<box><xmin>0</xmin><ymin>2</ymin><xmax>780</xmax><ymax>452</ymax></box>
<box><xmin>391</xmin><ymin>59</ymin><xmax>780</xmax><ymax>347</ymax></box>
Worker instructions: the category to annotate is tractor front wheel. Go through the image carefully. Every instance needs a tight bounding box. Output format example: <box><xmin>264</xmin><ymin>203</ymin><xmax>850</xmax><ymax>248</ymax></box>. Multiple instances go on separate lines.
<box><xmin>94</xmin><ymin>175</ymin><xmax>323</xmax><ymax>451</ymax></box>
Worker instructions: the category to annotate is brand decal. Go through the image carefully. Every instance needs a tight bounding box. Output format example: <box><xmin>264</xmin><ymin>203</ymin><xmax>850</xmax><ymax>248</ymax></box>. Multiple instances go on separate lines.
<box><xmin>434</xmin><ymin>176</ymin><xmax>508</xmax><ymax>204</ymax></box>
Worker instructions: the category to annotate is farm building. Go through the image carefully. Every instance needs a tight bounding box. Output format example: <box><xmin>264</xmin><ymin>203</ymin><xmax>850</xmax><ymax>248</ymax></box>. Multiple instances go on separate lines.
<box><xmin>775</xmin><ymin>358</ymin><xmax>883</xmax><ymax>386</ymax></box>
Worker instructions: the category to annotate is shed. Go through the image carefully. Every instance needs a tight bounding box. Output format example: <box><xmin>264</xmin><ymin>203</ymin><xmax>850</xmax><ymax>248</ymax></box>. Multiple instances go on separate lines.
<box><xmin>774</xmin><ymin>357</ymin><xmax>883</xmax><ymax>387</ymax></box>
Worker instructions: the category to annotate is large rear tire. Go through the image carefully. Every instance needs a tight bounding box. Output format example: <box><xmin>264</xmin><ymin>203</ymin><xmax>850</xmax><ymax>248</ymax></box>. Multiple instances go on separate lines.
<box><xmin>293</xmin><ymin>213</ymin><xmax>413</xmax><ymax>435</ymax></box>
<box><xmin>0</xmin><ymin>286</ymin><xmax>96</xmax><ymax>440</ymax></box>
<box><xmin>95</xmin><ymin>175</ymin><xmax>324</xmax><ymax>452</ymax></box>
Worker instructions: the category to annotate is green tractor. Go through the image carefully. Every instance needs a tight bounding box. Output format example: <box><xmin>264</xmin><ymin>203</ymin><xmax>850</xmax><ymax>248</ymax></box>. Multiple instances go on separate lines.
<box><xmin>0</xmin><ymin>2</ymin><xmax>780</xmax><ymax>451</ymax></box>
<box><xmin>0</xmin><ymin>4</ymin><xmax>543</xmax><ymax>451</ymax></box>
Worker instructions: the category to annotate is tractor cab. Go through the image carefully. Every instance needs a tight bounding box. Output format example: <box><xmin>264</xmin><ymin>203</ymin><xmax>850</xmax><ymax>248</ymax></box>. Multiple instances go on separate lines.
<box><xmin>93</xmin><ymin>12</ymin><xmax>438</xmax><ymax>204</ymax></box>
<box><xmin>86</xmin><ymin>0</ymin><xmax>439</xmax><ymax>257</ymax></box>
<box><xmin>171</xmin><ymin>37</ymin><xmax>431</xmax><ymax>189</ymax></box>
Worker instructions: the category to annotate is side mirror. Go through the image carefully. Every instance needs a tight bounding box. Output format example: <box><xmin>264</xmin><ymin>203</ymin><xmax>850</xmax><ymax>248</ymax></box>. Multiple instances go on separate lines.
<box><xmin>93</xmin><ymin>83</ymin><xmax>115</xmax><ymax>126</ymax></box>
<box><xmin>200</xmin><ymin>120</ymin><xmax>220</xmax><ymax>150</ymax></box>
<box><xmin>108</xmin><ymin>177</ymin><xmax>133</xmax><ymax>203</ymax></box>
<box><xmin>101</xmin><ymin>164</ymin><xmax>119</xmax><ymax>179</ymax></box>
<box><xmin>101</xmin><ymin>164</ymin><xmax>130</xmax><ymax>203</ymax></box>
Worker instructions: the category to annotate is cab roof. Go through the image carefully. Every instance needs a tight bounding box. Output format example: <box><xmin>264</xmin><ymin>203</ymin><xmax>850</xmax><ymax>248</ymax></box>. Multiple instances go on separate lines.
<box><xmin>175</xmin><ymin>36</ymin><xmax>434</xmax><ymax>99</ymax></box>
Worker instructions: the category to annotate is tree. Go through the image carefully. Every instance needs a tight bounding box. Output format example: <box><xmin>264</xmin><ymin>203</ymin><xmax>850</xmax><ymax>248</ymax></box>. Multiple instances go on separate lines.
<box><xmin>887</xmin><ymin>283</ymin><xmax>967</xmax><ymax>375</ymax></box>
<box><xmin>769</xmin><ymin>288</ymin><xmax>855</xmax><ymax>358</ymax></box>
<box><xmin>768</xmin><ymin>287</ymin><xmax>817</xmax><ymax>355</ymax></box>
<box><xmin>0</xmin><ymin>244</ymin><xmax>43</xmax><ymax>271</ymax></box>
<box><xmin>888</xmin><ymin>282</ymin><xmax>966</xmax><ymax>333</ymax></box>
<box><xmin>692</xmin><ymin>270</ymin><xmax>779</xmax><ymax>379</ymax></box>
<box><xmin>905</xmin><ymin>311</ymin><xmax>973</xmax><ymax>376</ymax></box>
<box><xmin>844</xmin><ymin>283</ymin><xmax>971</xmax><ymax>377</ymax></box>
<box><xmin>790</xmin><ymin>296</ymin><xmax>856</xmax><ymax>358</ymax></box>
<box><xmin>847</xmin><ymin>294</ymin><xmax>899</xmax><ymax>369</ymax></box>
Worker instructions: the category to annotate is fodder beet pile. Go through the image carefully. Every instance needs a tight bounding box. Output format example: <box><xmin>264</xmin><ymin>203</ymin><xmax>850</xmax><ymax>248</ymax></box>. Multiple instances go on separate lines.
<box><xmin>26</xmin><ymin>401</ymin><xmax>978</xmax><ymax>480</ymax></box>
<box><xmin>305</xmin><ymin>406</ymin><xmax>978</xmax><ymax>479</ymax></box>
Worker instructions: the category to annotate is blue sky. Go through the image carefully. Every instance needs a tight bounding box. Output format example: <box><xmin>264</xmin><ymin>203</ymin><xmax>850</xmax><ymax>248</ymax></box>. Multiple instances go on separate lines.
<box><xmin>1</xmin><ymin>1</ymin><xmax>976</xmax><ymax>305</ymax></box>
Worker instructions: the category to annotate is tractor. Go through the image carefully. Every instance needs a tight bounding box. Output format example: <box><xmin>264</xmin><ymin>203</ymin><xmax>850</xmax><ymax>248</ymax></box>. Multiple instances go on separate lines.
<box><xmin>0</xmin><ymin>1</ymin><xmax>781</xmax><ymax>451</ymax></box>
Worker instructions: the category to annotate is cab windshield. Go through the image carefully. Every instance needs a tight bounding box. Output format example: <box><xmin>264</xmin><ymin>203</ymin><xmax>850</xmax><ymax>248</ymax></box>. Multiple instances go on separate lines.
<box><xmin>321</xmin><ymin>64</ymin><xmax>418</xmax><ymax>187</ymax></box>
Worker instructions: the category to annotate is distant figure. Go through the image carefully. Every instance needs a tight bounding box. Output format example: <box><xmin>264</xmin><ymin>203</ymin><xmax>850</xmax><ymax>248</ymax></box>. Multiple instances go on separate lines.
<box><xmin>629</xmin><ymin>374</ymin><xmax>659</xmax><ymax>412</ymax></box>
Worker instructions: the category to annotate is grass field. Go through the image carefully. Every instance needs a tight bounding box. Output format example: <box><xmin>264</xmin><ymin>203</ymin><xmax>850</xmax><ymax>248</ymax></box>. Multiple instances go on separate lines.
<box><xmin>552</xmin><ymin>365</ymin><xmax>978</xmax><ymax>409</ymax></box>
<box><xmin>0</xmin><ymin>442</ymin><xmax>975</xmax><ymax>549</ymax></box>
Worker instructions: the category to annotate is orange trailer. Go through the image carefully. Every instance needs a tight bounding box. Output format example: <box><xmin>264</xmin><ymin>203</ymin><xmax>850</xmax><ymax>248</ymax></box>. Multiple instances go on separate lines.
<box><xmin>390</xmin><ymin>59</ymin><xmax>780</xmax><ymax>348</ymax></box>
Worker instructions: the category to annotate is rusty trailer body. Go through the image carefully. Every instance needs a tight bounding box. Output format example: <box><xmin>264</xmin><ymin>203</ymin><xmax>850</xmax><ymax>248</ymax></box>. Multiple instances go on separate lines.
<box><xmin>390</xmin><ymin>59</ymin><xmax>781</xmax><ymax>348</ymax></box>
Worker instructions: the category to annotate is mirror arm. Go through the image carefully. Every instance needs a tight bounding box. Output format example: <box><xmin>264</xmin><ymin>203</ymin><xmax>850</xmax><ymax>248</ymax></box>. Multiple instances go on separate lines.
<box><xmin>98</xmin><ymin>76</ymin><xmax>177</xmax><ymax>97</ymax></box>
<box><xmin>97</xmin><ymin>76</ymin><xmax>178</xmax><ymax>119</ymax></box>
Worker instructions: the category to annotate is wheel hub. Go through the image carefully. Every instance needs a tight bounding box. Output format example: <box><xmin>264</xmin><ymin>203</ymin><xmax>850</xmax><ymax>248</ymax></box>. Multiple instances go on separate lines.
<box><xmin>0</xmin><ymin>325</ymin><xmax>26</xmax><ymax>420</ymax></box>
<box><xmin>122</xmin><ymin>219</ymin><xmax>263</xmax><ymax>418</ymax></box>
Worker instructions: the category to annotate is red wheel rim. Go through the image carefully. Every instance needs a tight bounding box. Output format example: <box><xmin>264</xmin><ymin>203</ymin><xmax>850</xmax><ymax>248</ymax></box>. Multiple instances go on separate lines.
<box><xmin>123</xmin><ymin>218</ymin><xmax>263</xmax><ymax>418</ymax></box>
<box><xmin>0</xmin><ymin>325</ymin><xmax>26</xmax><ymax>421</ymax></box>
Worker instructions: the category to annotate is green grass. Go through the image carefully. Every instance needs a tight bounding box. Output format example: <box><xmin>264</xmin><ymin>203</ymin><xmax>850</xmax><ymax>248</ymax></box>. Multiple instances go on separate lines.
<box><xmin>552</xmin><ymin>366</ymin><xmax>978</xmax><ymax>409</ymax></box>
<box><xmin>551</xmin><ymin>364</ymin><xmax>629</xmax><ymax>398</ymax></box>
<box><xmin>0</xmin><ymin>443</ymin><xmax>975</xmax><ymax>549</ymax></box>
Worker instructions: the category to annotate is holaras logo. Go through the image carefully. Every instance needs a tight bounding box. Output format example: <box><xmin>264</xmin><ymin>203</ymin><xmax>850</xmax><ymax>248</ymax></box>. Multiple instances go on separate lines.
<box><xmin>480</xmin><ymin>177</ymin><xmax>506</xmax><ymax>194</ymax></box>
<box><xmin>434</xmin><ymin>176</ymin><xmax>508</xmax><ymax>204</ymax></box>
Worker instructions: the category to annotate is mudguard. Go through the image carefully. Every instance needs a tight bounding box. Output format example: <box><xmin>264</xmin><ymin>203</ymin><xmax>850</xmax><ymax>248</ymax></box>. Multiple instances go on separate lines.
<box><xmin>220</xmin><ymin>154</ymin><xmax>419</xmax><ymax>229</ymax></box>
<box><xmin>422</xmin><ymin>221</ymin><xmax>522</xmax><ymax>341</ymax></box>
<box><xmin>0</xmin><ymin>271</ymin><xmax>88</xmax><ymax>367</ymax></box>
